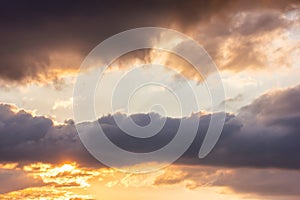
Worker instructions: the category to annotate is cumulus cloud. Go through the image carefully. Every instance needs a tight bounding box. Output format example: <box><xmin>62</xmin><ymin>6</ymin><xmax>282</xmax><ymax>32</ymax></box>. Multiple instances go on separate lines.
<box><xmin>0</xmin><ymin>104</ymin><xmax>98</xmax><ymax>167</ymax></box>
<box><xmin>183</xmin><ymin>84</ymin><xmax>300</xmax><ymax>169</ymax></box>
<box><xmin>0</xmin><ymin>84</ymin><xmax>300</xmax><ymax>169</ymax></box>
<box><xmin>0</xmin><ymin>0</ymin><xmax>298</xmax><ymax>84</ymax></box>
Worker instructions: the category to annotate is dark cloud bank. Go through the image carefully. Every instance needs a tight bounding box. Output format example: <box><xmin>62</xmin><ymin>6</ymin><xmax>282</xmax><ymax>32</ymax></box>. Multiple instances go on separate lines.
<box><xmin>0</xmin><ymin>84</ymin><xmax>300</xmax><ymax>169</ymax></box>
<box><xmin>0</xmin><ymin>0</ymin><xmax>298</xmax><ymax>83</ymax></box>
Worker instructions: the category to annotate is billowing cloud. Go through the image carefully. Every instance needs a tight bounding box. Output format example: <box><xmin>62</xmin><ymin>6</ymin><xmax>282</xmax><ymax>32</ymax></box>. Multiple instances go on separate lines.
<box><xmin>182</xmin><ymin>84</ymin><xmax>300</xmax><ymax>169</ymax></box>
<box><xmin>0</xmin><ymin>84</ymin><xmax>300</xmax><ymax>169</ymax></box>
<box><xmin>0</xmin><ymin>0</ymin><xmax>298</xmax><ymax>84</ymax></box>
<box><xmin>0</xmin><ymin>104</ymin><xmax>98</xmax><ymax>167</ymax></box>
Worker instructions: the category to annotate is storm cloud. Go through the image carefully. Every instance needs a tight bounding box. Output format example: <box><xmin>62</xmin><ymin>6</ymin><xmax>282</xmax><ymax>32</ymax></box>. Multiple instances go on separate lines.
<box><xmin>0</xmin><ymin>84</ymin><xmax>300</xmax><ymax>169</ymax></box>
<box><xmin>0</xmin><ymin>104</ymin><xmax>97</xmax><ymax>167</ymax></box>
<box><xmin>0</xmin><ymin>0</ymin><xmax>298</xmax><ymax>84</ymax></box>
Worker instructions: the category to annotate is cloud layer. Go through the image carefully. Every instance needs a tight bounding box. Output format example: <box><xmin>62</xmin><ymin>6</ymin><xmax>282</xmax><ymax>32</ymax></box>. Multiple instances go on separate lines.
<box><xmin>0</xmin><ymin>0</ymin><xmax>298</xmax><ymax>84</ymax></box>
<box><xmin>0</xmin><ymin>84</ymin><xmax>300</xmax><ymax>169</ymax></box>
<box><xmin>153</xmin><ymin>165</ymin><xmax>300</xmax><ymax>197</ymax></box>
<box><xmin>0</xmin><ymin>104</ymin><xmax>97</xmax><ymax>166</ymax></box>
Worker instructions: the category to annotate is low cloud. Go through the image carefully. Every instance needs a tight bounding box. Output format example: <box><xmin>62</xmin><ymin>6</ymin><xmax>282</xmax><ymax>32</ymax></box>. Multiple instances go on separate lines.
<box><xmin>0</xmin><ymin>104</ymin><xmax>98</xmax><ymax>167</ymax></box>
<box><xmin>153</xmin><ymin>165</ymin><xmax>300</xmax><ymax>197</ymax></box>
<box><xmin>0</xmin><ymin>166</ymin><xmax>44</xmax><ymax>194</ymax></box>
<box><xmin>0</xmin><ymin>84</ymin><xmax>300</xmax><ymax>169</ymax></box>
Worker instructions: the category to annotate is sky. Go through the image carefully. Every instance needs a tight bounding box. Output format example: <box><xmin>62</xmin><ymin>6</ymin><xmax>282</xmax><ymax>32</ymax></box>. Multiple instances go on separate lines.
<box><xmin>0</xmin><ymin>0</ymin><xmax>300</xmax><ymax>199</ymax></box>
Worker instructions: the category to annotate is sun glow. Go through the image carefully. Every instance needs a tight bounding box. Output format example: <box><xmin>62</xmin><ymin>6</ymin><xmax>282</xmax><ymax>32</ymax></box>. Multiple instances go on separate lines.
<box><xmin>23</xmin><ymin>162</ymin><xmax>100</xmax><ymax>188</ymax></box>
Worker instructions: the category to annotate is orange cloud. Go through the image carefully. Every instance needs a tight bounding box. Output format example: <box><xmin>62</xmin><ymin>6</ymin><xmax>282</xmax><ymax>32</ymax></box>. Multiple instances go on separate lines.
<box><xmin>0</xmin><ymin>1</ymin><xmax>298</xmax><ymax>86</ymax></box>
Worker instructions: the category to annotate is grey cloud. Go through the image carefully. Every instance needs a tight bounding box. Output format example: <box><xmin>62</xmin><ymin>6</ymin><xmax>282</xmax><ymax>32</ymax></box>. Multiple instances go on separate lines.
<box><xmin>153</xmin><ymin>166</ymin><xmax>300</xmax><ymax>197</ymax></box>
<box><xmin>218</xmin><ymin>94</ymin><xmax>243</xmax><ymax>110</ymax></box>
<box><xmin>214</xmin><ymin>168</ymin><xmax>300</xmax><ymax>196</ymax></box>
<box><xmin>0</xmin><ymin>167</ymin><xmax>44</xmax><ymax>194</ymax></box>
<box><xmin>185</xmin><ymin>85</ymin><xmax>300</xmax><ymax>169</ymax></box>
<box><xmin>0</xmin><ymin>84</ymin><xmax>300</xmax><ymax>169</ymax></box>
<box><xmin>233</xmin><ymin>10</ymin><xmax>290</xmax><ymax>36</ymax></box>
<box><xmin>0</xmin><ymin>0</ymin><xmax>298</xmax><ymax>84</ymax></box>
<box><xmin>239</xmin><ymin>85</ymin><xmax>300</xmax><ymax>123</ymax></box>
<box><xmin>195</xmin><ymin>7</ymin><xmax>298</xmax><ymax>72</ymax></box>
<box><xmin>0</xmin><ymin>104</ymin><xmax>98</xmax><ymax>167</ymax></box>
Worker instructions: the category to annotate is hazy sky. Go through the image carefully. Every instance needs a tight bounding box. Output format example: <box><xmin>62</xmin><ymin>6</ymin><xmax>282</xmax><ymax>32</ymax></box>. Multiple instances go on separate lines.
<box><xmin>0</xmin><ymin>0</ymin><xmax>299</xmax><ymax>199</ymax></box>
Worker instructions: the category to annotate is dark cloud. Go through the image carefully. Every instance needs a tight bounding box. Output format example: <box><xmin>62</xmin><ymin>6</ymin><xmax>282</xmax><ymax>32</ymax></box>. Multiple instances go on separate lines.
<box><xmin>0</xmin><ymin>104</ymin><xmax>98</xmax><ymax>167</ymax></box>
<box><xmin>0</xmin><ymin>0</ymin><xmax>298</xmax><ymax>84</ymax></box>
<box><xmin>239</xmin><ymin>85</ymin><xmax>300</xmax><ymax>124</ymax></box>
<box><xmin>183</xmin><ymin>84</ymin><xmax>300</xmax><ymax>169</ymax></box>
<box><xmin>0</xmin><ymin>84</ymin><xmax>300</xmax><ymax>169</ymax></box>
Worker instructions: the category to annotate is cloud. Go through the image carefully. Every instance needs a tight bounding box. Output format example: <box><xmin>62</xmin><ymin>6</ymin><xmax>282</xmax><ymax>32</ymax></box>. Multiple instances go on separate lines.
<box><xmin>214</xmin><ymin>168</ymin><xmax>300</xmax><ymax>196</ymax></box>
<box><xmin>0</xmin><ymin>0</ymin><xmax>298</xmax><ymax>84</ymax></box>
<box><xmin>195</xmin><ymin>8</ymin><xmax>299</xmax><ymax>73</ymax></box>
<box><xmin>182</xmin><ymin>84</ymin><xmax>300</xmax><ymax>169</ymax></box>
<box><xmin>0</xmin><ymin>162</ymin><xmax>103</xmax><ymax>198</ymax></box>
<box><xmin>0</xmin><ymin>186</ymin><xmax>95</xmax><ymax>200</ymax></box>
<box><xmin>153</xmin><ymin>165</ymin><xmax>300</xmax><ymax>197</ymax></box>
<box><xmin>0</xmin><ymin>166</ymin><xmax>44</xmax><ymax>194</ymax></box>
<box><xmin>0</xmin><ymin>84</ymin><xmax>300</xmax><ymax>169</ymax></box>
<box><xmin>0</xmin><ymin>104</ymin><xmax>98</xmax><ymax>167</ymax></box>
